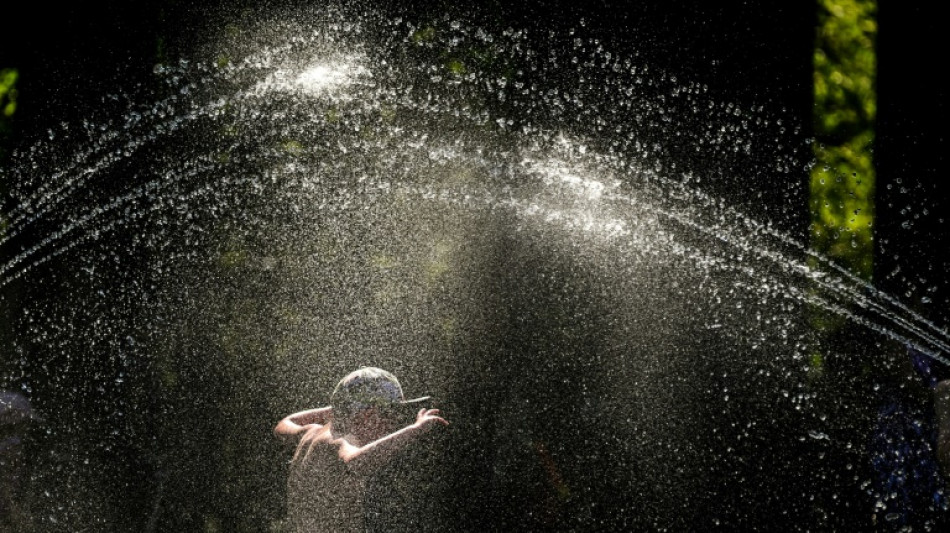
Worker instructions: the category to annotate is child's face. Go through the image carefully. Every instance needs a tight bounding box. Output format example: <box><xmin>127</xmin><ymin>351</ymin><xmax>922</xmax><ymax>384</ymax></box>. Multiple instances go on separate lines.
<box><xmin>350</xmin><ymin>407</ymin><xmax>398</xmax><ymax>441</ymax></box>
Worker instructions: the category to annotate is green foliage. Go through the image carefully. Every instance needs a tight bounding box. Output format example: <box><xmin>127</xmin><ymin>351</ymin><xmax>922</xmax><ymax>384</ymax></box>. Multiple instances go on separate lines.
<box><xmin>811</xmin><ymin>0</ymin><xmax>876</xmax><ymax>280</ymax></box>
<box><xmin>809</xmin><ymin>132</ymin><xmax>875</xmax><ymax>278</ymax></box>
<box><xmin>0</xmin><ymin>68</ymin><xmax>16</xmax><ymax>119</ymax></box>
<box><xmin>1</xmin><ymin>68</ymin><xmax>17</xmax><ymax>223</ymax></box>
<box><xmin>0</xmin><ymin>68</ymin><xmax>17</xmax><ymax>153</ymax></box>
<box><xmin>808</xmin><ymin>0</ymin><xmax>877</xmax><ymax>377</ymax></box>
<box><xmin>813</xmin><ymin>0</ymin><xmax>876</xmax><ymax>140</ymax></box>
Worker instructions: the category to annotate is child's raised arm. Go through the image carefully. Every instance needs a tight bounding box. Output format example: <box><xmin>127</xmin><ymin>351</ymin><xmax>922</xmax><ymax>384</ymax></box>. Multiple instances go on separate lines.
<box><xmin>339</xmin><ymin>408</ymin><xmax>448</xmax><ymax>475</ymax></box>
<box><xmin>274</xmin><ymin>406</ymin><xmax>333</xmax><ymax>443</ymax></box>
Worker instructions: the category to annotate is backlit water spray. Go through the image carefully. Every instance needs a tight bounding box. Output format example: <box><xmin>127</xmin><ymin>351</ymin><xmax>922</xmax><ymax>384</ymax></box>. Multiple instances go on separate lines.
<box><xmin>1</xmin><ymin>8</ymin><xmax>947</xmax><ymax>531</ymax></box>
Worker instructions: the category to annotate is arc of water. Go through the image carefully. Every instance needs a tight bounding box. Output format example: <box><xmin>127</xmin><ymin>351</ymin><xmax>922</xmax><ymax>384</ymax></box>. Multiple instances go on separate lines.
<box><xmin>0</xmin><ymin>144</ymin><xmax>400</xmax><ymax>291</ymax></box>
<box><xmin>0</xmin><ymin>36</ymin><xmax>323</xmax><ymax>249</ymax></box>
<box><xmin>604</xmin><ymin>186</ymin><xmax>950</xmax><ymax>363</ymax></box>
<box><xmin>392</xmin><ymin>173</ymin><xmax>948</xmax><ymax>370</ymax></box>
<box><xmin>497</xmin><ymin>136</ymin><xmax>950</xmax><ymax>362</ymax></box>
<box><xmin>608</xmin><ymin>159</ymin><xmax>950</xmax><ymax>358</ymax></box>
<box><xmin>0</xmin><ymin>154</ymin><xmax>229</xmax><ymax>289</ymax></box>
<box><xmin>5</xmin><ymin>15</ymin><xmax>945</xmax><ymax>368</ymax></box>
<box><xmin>749</xmin><ymin>218</ymin><xmax>950</xmax><ymax>353</ymax></box>
<box><xmin>653</xmin><ymin>166</ymin><xmax>950</xmax><ymax>352</ymax></box>
<box><xmin>375</xmin><ymin>137</ymin><xmax>950</xmax><ymax>365</ymax></box>
<box><xmin>1</xmin><ymin>86</ymin><xmax>245</xmax><ymax>250</ymax></box>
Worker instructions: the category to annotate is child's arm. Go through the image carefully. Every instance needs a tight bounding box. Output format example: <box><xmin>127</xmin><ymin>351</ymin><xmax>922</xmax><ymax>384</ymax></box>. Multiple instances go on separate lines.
<box><xmin>338</xmin><ymin>408</ymin><xmax>448</xmax><ymax>475</ymax></box>
<box><xmin>274</xmin><ymin>406</ymin><xmax>333</xmax><ymax>443</ymax></box>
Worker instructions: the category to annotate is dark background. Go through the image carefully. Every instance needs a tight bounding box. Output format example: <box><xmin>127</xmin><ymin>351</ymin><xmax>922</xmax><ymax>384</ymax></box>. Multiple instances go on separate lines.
<box><xmin>2</xmin><ymin>1</ymin><xmax>947</xmax><ymax>531</ymax></box>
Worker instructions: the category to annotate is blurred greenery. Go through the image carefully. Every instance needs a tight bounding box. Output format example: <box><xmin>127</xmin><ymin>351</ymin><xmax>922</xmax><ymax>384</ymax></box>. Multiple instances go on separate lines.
<box><xmin>808</xmin><ymin>0</ymin><xmax>876</xmax><ymax>372</ymax></box>
<box><xmin>810</xmin><ymin>0</ymin><xmax>876</xmax><ymax>280</ymax></box>
<box><xmin>0</xmin><ymin>68</ymin><xmax>15</xmax><ymax>117</ymax></box>
<box><xmin>1</xmin><ymin>68</ymin><xmax>16</xmax><ymax>237</ymax></box>
<box><xmin>0</xmin><ymin>68</ymin><xmax>17</xmax><ymax>154</ymax></box>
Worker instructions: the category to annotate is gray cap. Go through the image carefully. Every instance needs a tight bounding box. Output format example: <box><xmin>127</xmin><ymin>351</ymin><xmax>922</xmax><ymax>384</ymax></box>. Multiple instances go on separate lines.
<box><xmin>330</xmin><ymin>367</ymin><xmax>430</xmax><ymax>411</ymax></box>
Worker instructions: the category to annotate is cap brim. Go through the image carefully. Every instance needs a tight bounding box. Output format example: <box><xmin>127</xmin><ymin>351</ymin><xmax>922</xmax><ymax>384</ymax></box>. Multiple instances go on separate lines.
<box><xmin>399</xmin><ymin>396</ymin><xmax>431</xmax><ymax>405</ymax></box>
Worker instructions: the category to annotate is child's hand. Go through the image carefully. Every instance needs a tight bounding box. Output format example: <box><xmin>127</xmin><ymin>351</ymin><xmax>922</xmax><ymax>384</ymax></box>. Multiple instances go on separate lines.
<box><xmin>414</xmin><ymin>408</ymin><xmax>449</xmax><ymax>431</ymax></box>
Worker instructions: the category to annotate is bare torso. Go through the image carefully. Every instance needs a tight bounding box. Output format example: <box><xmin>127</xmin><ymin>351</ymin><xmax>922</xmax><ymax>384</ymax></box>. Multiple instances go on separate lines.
<box><xmin>286</xmin><ymin>426</ymin><xmax>368</xmax><ymax>533</ymax></box>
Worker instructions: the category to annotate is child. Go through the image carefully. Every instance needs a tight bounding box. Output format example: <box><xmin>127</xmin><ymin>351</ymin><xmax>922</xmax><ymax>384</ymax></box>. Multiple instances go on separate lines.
<box><xmin>274</xmin><ymin>367</ymin><xmax>448</xmax><ymax>532</ymax></box>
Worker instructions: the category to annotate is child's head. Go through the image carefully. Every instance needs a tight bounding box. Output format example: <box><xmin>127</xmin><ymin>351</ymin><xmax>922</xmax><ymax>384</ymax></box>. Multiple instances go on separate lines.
<box><xmin>330</xmin><ymin>367</ymin><xmax>428</xmax><ymax>437</ymax></box>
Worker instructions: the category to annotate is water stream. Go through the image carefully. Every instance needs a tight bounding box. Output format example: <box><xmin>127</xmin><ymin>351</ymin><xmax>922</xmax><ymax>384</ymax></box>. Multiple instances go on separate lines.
<box><xmin>1</xmin><ymin>8</ymin><xmax>947</xmax><ymax>531</ymax></box>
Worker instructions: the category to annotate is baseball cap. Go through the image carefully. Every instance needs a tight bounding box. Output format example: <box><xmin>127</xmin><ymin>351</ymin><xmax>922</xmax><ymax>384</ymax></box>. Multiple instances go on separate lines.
<box><xmin>330</xmin><ymin>367</ymin><xmax>430</xmax><ymax>411</ymax></box>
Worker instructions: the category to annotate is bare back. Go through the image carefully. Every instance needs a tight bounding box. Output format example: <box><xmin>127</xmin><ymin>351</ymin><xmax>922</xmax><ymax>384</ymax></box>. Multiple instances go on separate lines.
<box><xmin>286</xmin><ymin>426</ymin><xmax>368</xmax><ymax>533</ymax></box>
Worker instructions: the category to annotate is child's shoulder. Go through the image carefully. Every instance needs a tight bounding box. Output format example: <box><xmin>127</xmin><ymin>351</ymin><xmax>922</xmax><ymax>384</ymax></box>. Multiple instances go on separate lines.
<box><xmin>292</xmin><ymin>426</ymin><xmax>347</xmax><ymax>468</ymax></box>
<box><xmin>300</xmin><ymin>424</ymin><xmax>336</xmax><ymax>445</ymax></box>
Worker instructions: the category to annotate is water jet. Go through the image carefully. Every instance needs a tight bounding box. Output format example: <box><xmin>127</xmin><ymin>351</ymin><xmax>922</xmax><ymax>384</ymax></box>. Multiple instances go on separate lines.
<box><xmin>1</xmin><ymin>3</ymin><xmax>947</xmax><ymax>531</ymax></box>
